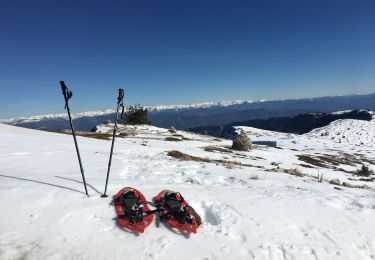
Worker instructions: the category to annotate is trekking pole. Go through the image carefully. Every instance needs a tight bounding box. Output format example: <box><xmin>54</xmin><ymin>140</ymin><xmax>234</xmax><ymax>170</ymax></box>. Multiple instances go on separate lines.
<box><xmin>102</xmin><ymin>88</ymin><xmax>125</xmax><ymax>198</ymax></box>
<box><xmin>60</xmin><ymin>81</ymin><xmax>89</xmax><ymax>197</ymax></box>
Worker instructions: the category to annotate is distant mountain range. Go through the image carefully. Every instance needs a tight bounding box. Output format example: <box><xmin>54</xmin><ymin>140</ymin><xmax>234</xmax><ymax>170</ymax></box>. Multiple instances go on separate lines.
<box><xmin>1</xmin><ymin>92</ymin><xmax>374</xmax><ymax>132</ymax></box>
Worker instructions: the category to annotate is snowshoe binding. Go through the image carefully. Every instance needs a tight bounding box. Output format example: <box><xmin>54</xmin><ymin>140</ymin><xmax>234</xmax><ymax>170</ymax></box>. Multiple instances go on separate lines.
<box><xmin>154</xmin><ymin>190</ymin><xmax>202</xmax><ymax>233</ymax></box>
<box><xmin>114</xmin><ymin>187</ymin><xmax>154</xmax><ymax>233</ymax></box>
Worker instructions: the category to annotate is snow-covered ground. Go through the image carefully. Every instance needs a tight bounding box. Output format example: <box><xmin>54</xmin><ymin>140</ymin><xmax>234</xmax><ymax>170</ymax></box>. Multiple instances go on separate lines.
<box><xmin>306</xmin><ymin>119</ymin><xmax>375</xmax><ymax>147</ymax></box>
<box><xmin>0</xmin><ymin>123</ymin><xmax>375</xmax><ymax>260</ymax></box>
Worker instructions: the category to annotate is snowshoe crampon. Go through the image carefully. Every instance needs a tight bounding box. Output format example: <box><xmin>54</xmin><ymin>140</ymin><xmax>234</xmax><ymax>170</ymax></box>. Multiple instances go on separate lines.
<box><xmin>114</xmin><ymin>187</ymin><xmax>153</xmax><ymax>233</ymax></box>
<box><xmin>154</xmin><ymin>190</ymin><xmax>202</xmax><ymax>233</ymax></box>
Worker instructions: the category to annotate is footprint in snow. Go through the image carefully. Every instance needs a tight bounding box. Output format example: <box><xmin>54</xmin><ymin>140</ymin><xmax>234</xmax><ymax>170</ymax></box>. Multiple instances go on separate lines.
<box><xmin>143</xmin><ymin>236</ymin><xmax>173</xmax><ymax>259</ymax></box>
<box><xmin>200</xmin><ymin>201</ymin><xmax>247</xmax><ymax>243</ymax></box>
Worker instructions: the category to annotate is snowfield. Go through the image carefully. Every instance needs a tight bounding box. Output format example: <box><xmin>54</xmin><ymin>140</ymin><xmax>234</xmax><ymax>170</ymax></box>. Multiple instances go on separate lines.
<box><xmin>306</xmin><ymin>118</ymin><xmax>375</xmax><ymax>147</ymax></box>
<box><xmin>0</xmin><ymin>123</ymin><xmax>375</xmax><ymax>260</ymax></box>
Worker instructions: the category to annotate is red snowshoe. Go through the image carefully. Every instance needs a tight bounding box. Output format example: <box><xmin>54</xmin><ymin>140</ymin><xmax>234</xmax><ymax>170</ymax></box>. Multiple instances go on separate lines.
<box><xmin>154</xmin><ymin>190</ymin><xmax>202</xmax><ymax>233</ymax></box>
<box><xmin>114</xmin><ymin>187</ymin><xmax>154</xmax><ymax>233</ymax></box>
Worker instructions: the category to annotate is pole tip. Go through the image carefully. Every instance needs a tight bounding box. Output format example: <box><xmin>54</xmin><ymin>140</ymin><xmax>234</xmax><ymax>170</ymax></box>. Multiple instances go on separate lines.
<box><xmin>101</xmin><ymin>194</ymin><xmax>108</xmax><ymax>198</ymax></box>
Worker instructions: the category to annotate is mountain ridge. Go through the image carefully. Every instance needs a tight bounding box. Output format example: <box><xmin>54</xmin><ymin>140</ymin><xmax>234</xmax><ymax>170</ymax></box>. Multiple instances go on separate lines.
<box><xmin>1</xmin><ymin>92</ymin><xmax>375</xmax><ymax>132</ymax></box>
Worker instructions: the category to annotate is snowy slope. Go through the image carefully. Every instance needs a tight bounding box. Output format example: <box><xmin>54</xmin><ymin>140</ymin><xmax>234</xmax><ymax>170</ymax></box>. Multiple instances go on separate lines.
<box><xmin>306</xmin><ymin>119</ymin><xmax>375</xmax><ymax>147</ymax></box>
<box><xmin>1</xmin><ymin>123</ymin><xmax>375</xmax><ymax>260</ymax></box>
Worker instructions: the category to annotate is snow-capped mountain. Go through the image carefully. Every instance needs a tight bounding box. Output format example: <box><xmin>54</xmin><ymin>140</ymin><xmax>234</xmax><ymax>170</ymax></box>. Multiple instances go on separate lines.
<box><xmin>1</xmin><ymin>92</ymin><xmax>375</xmax><ymax>131</ymax></box>
<box><xmin>146</xmin><ymin>99</ymin><xmax>251</xmax><ymax>111</ymax></box>
<box><xmin>0</xmin><ymin>100</ymin><xmax>252</xmax><ymax>124</ymax></box>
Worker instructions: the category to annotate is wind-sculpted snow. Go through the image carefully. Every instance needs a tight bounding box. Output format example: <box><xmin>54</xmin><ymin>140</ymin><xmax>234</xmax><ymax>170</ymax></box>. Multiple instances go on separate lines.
<box><xmin>0</xmin><ymin>123</ymin><xmax>374</xmax><ymax>259</ymax></box>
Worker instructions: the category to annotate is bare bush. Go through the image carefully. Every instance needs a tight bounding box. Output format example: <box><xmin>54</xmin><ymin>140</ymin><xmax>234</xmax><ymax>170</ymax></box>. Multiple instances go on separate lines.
<box><xmin>165</xmin><ymin>137</ymin><xmax>183</xmax><ymax>142</ymax></box>
<box><xmin>287</xmin><ymin>168</ymin><xmax>304</xmax><ymax>177</ymax></box>
<box><xmin>356</xmin><ymin>164</ymin><xmax>373</xmax><ymax>177</ymax></box>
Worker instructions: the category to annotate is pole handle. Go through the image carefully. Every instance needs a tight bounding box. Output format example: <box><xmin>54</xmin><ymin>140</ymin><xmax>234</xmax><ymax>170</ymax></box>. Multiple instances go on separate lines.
<box><xmin>117</xmin><ymin>88</ymin><xmax>124</xmax><ymax>105</ymax></box>
<box><xmin>117</xmin><ymin>88</ymin><xmax>125</xmax><ymax>120</ymax></box>
<box><xmin>60</xmin><ymin>81</ymin><xmax>73</xmax><ymax>109</ymax></box>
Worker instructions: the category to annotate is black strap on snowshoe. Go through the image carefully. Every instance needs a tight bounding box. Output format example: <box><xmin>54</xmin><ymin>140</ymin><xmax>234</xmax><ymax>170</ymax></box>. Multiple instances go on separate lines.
<box><xmin>119</xmin><ymin>190</ymin><xmax>139</xmax><ymax>207</ymax></box>
<box><xmin>60</xmin><ymin>81</ymin><xmax>73</xmax><ymax>109</ymax></box>
<box><xmin>115</xmin><ymin>190</ymin><xmax>146</xmax><ymax>224</ymax></box>
<box><xmin>156</xmin><ymin>192</ymin><xmax>201</xmax><ymax>226</ymax></box>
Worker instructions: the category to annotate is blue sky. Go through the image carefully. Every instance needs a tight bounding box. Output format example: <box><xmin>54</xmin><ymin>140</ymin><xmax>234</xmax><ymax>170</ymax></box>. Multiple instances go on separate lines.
<box><xmin>0</xmin><ymin>0</ymin><xmax>374</xmax><ymax>118</ymax></box>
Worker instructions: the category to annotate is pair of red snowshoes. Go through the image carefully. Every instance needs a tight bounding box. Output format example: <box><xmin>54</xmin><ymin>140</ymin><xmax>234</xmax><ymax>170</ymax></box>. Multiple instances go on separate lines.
<box><xmin>114</xmin><ymin>187</ymin><xmax>202</xmax><ymax>233</ymax></box>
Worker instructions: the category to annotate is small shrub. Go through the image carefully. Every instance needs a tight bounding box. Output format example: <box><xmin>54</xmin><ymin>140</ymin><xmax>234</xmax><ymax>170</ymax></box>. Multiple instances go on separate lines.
<box><xmin>299</xmin><ymin>163</ymin><xmax>315</xmax><ymax>168</ymax></box>
<box><xmin>273</xmin><ymin>166</ymin><xmax>304</xmax><ymax>177</ymax></box>
<box><xmin>297</xmin><ymin>155</ymin><xmax>326</xmax><ymax>167</ymax></box>
<box><xmin>167</xmin><ymin>150</ymin><xmax>209</xmax><ymax>162</ymax></box>
<box><xmin>165</xmin><ymin>137</ymin><xmax>183</xmax><ymax>142</ymax></box>
<box><xmin>167</xmin><ymin>150</ymin><xmax>258</xmax><ymax>169</ymax></box>
<box><xmin>232</xmin><ymin>130</ymin><xmax>251</xmax><ymax>151</ymax></box>
<box><xmin>224</xmin><ymin>162</ymin><xmax>237</xmax><ymax>169</ymax></box>
<box><xmin>342</xmin><ymin>182</ymin><xmax>370</xmax><ymax>189</ymax></box>
<box><xmin>104</xmin><ymin>120</ymin><xmax>112</xmax><ymax>125</ymax></box>
<box><xmin>118</xmin><ymin>127</ymin><xmax>137</xmax><ymax>137</ymax></box>
<box><xmin>287</xmin><ymin>168</ymin><xmax>304</xmax><ymax>177</ymax></box>
<box><xmin>73</xmin><ymin>132</ymin><xmax>112</xmax><ymax>140</ymax></box>
<box><xmin>126</xmin><ymin>105</ymin><xmax>151</xmax><ymax>125</ymax></box>
<box><xmin>249</xmin><ymin>175</ymin><xmax>259</xmax><ymax>180</ymax></box>
<box><xmin>356</xmin><ymin>164</ymin><xmax>373</xmax><ymax>177</ymax></box>
<box><xmin>204</xmin><ymin>146</ymin><xmax>233</xmax><ymax>154</ymax></box>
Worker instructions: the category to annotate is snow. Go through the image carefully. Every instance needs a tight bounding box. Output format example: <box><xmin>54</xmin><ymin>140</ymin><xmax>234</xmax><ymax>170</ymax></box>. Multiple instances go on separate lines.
<box><xmin>0</xmin><ymin>109</ymin><xmax>116</xmax><ymax>124</ymax></box>
<box><xmin>1</xmin><ymin>123</ymin><xmax>375</xmax><ymax>259</ymax></box>
<box><xmin>146</xmin><ymin>99</ymin><xmax>252</xmax><ymax>111</ymax></box>
<box><xmin>306</xmin><ymin>119</ymin><xmax>375</xmax><ymax>147</ymax></box>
